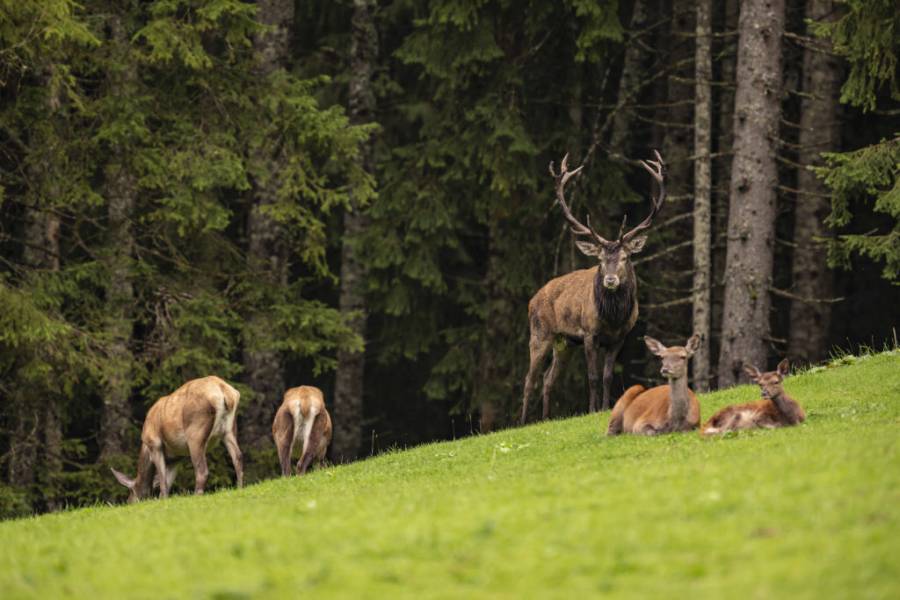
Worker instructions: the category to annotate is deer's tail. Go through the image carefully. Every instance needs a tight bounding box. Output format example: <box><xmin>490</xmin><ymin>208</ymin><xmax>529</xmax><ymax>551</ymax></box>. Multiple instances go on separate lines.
<box><xmin>298</xmin><ymin>409</ymin><xmax>328</xmax><ymax>475</ymax></box>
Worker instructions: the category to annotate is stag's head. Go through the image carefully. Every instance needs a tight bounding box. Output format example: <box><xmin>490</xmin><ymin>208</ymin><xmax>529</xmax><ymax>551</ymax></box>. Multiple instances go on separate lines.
<box><xmin>550</xmin><ymin>152</ymin><xmax>666</xmax><ymax>292</ymax></box>
<box><xmin>744</xmin><ymin>359</ymin><xmax>790</xmax><ymax>399</ymax></box>
<box><xmin>645</xmin><ymin>335</ymin><xmax>700</xmax><ymax>380</ymax></box>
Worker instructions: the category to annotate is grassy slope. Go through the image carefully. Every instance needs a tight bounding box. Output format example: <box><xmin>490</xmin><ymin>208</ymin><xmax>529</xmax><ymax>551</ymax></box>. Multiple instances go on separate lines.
<box><xmin>1</xmin><ymin>352</ymin><xmax>898</xmax><ymax>599</ymax></box>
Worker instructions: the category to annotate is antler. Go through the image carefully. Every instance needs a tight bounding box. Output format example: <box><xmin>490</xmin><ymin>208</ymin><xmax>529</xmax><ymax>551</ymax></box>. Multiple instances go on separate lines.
<box><xmin>619</xmin><ymin>150</ymin><xmax>666</xmax><ymax>244</ymax></box>
<box><xmin>549</xmin><ymin>153</ymin><xmax>611</xmax><ymax>244</ymax></box>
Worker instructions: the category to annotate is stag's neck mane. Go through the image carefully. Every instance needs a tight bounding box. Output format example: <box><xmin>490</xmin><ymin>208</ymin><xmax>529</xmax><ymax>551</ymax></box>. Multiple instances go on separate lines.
<box><xmin>593</xmin><ymin>267</ymin><xmax>636</xmax><ymax>326</ymax></box>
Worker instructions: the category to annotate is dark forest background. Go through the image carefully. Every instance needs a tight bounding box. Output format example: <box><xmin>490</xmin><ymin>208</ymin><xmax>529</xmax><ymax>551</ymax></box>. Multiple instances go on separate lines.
<box><xmin>0</xmin><ymin>0</ymin><xmax>897</xmax><ymax>517</ymax></box>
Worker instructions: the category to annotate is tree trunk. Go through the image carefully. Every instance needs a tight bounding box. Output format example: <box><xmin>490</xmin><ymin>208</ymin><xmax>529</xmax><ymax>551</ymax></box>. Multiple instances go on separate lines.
<box><xmin>717</xmin><ymin>0</ymin><xmax>785</xmax><ymax>387</ymax></box>
<box><xmin>9</xmin><ymin>71</ymin><xmax>65</xmax><ymax>505</ymax></box>
<box><xmin>661</xmin><ymin>0</ymin><xmax>695</xmax><ymax>202</ymax></box>
<box><xmin>332</xmin><ymin>0</ymin><xmax>377</xmax><ymax>462</ymax></box>
<box><xmin>609</xmin><ymin>0</ymin><xmax>648</xmax><ymax>155</ymax></box>
<box><xmin>241</xmin><ymin>0</ymin><xmax>293</xmax><ymax>450</ymax></box>
<box><xmin>709</xmin><ymin>0</ymin><xmax>739</xmax><ymax>386</ymax></box>
<box><xmin>692</xmin><ymin>0</ymin><xmax>712</xmax><ymax>392</ymax></box>
<box><xmin>788</xmin><ymin>0</ymin><xmax>841</xmax><ymax>365</ymax></box>
<box><xmin>99</xmin><ymin>15</ymin><xmax>136</xmax><ymax>460</ymax></box>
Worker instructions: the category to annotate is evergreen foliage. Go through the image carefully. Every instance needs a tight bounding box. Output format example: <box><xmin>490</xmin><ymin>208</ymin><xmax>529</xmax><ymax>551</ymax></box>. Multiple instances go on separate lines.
<box><xmin>813</xmin><ymin>0</ymin><xmax>900</xmax><ymax>283</ymax></box>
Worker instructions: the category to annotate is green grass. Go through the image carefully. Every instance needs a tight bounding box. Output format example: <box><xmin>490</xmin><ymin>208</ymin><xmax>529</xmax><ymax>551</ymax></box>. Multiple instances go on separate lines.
<box><xmin>1</xmin><ymin>351</ymin><xmax>899</xmax><ymax>599</ymax></box>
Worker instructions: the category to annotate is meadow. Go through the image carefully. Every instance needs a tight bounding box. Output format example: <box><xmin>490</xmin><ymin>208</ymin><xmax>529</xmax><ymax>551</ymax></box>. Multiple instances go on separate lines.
<box><xmin>1</xmin><ymin>351</ymin><xmax>898</xmax><ymax>599</ymax></box>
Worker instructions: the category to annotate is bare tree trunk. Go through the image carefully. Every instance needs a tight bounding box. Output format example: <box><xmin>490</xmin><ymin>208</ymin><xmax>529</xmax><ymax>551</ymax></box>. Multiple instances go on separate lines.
<box><xmin>332</xmin><ymin>0</ymin><xmax>377</xmax><ymax>462</ymax></box>
<box><xmin>99</xmin><ymin>15</ymin><xmax>136</xmax><ymax>460</ymax></box>
<box><xmin>661</xmin><ymin>0</ymin><xmax>695</xmax><ymax>201</ymax></box>
<box><xmin>692</xmin><ymin>0</ymin><xmax>712</xmax><ymax>392</ymax></box>
<box><xmin>241</xmin><ymin>0</ymin><xmax>293</xmax><ymax>450</ymax></box>
<box><xmin>788</xmin><ymin>0</ymin><xmax>841</xmax><ymax>365</ymax></box>
<box><xmin>717</xmin><ymin>0</ymin><xmax>785</xmax><ymax>387</ymax></box>
<box><xmin>609</xmin><ymin>0</ymin><xmax>648</xmax><ymax>155</ymax></box>
<box><xmin>709</xmin><ymin>0</ymin><xmax>739</xmax><ymax>385</ymax></box>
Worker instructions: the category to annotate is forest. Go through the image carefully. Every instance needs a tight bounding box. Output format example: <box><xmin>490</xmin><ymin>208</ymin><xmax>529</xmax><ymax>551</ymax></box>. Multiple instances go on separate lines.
<box><xmin>0</xmin><ymin>0</ymin><xmax>897</xmax><ymax>518</ymax></box>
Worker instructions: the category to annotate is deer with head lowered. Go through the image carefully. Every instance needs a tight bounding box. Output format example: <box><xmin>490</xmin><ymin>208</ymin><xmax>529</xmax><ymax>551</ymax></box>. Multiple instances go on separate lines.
<box><xmin>520</xmin><ymin>152</ymin><xmax>666</xmax><ymax>424</ymax></box>
<box><xmin>272</xmin><ymin>385</ymin><xmax>333</xmax><ymax>476</ymax></box>
<box><xmin>702</xmin><ymin>359</ymin><xmax>805</xmax><ymax>435</ymax></box>
<box><xmin>110</xmin><ymin>376</ymin><xmax>243</xmax><ymax>502</ymax></box>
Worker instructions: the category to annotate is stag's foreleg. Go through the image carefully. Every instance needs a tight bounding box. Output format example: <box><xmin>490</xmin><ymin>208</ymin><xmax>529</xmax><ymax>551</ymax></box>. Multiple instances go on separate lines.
<box><xmin>601</xmin><ymin>339</ymin><xmax>625</xmax><ymax>411</ymax></box>
<box><xmin>584</xmin><ymin>335</ymin><xmax>601</xmax><ymax>413</ymax></box>
<box><xmin>542</xmin><ymin>344</ymin><xmax>569</xmax><ymax>420</ymax></box>
<box><xmin>520</xmin><ymin>333</ymin><xmax>553</xmax><ymax>425</ymax></box>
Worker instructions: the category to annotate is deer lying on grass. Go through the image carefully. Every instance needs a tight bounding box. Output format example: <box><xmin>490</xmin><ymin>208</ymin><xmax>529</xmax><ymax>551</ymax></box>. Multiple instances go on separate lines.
<box><xmin>702</xmin><ymin>359</ymin><xmax>805</xmax><ymax>435</ymax></box>
<box><xmin>521</xmin><ymin>152</ymin><xmax>666</xmax><ymax>424</ymax></box>
<box><xmin>607</xmin><ymin>335</ymin><xmax>700</xmax><ymax>435</ymax></box>
<box><xmin>111</xmin><ymin>376</ymin><xmax>243</xmax><ymax>502</ymax></box>
<box><xmin>272</xmin><ymin>386</ymin><xmax>333</xmax><ymax>476</ymax></box>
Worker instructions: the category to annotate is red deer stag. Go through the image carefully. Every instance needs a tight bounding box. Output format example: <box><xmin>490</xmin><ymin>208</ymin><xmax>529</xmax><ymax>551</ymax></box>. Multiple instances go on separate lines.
<box><xmin>111</xmin><ymin>376</ymin><xmax>243</xmax><ymax>502</ymax></box>
<box><xmin>702</xmin><ymin>359</ymin><xmax>805</xmax><ymax>435</ymax></box>
<box><xmin>607</xmin><ymin>335</ymin><xmax>701</xmax><ymax>435</ymax></box>
<box><xmin>520</xmin><ymin>151</ymin><xmax>666</xmax><ymax>424</ymax></box>
<box><xmin>272</xmin><ymin>386</ymin><xmax>333</xmax><ymax>476</ymax></box>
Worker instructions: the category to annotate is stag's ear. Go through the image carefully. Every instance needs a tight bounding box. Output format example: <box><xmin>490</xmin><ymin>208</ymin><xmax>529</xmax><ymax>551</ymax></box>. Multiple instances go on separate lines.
<box><xmin>684</xmin><ymin>335</ymin><xmax>701</xmax><ymax>356</ymax></box>
<box><xmin>111</xmin><ymin>468</ymin><xmax>135</xmax><ymax>489</ymax></box>
<box><xmin>776</xmin><ymin>358</ymin><xmax>790</xmax><ymax>377</ymax></box>
<box><xmin>644</xmin><ymin>336</ymin><xmax>666</xmax><ymax>356</ymax></box>
<box><xmin>743</xmin><ymin>364</ymin><xmax>762</xmax><ymax>382</ymax></box>
<box><xmin>625</xmin><ymin>235</ymin><xmax>648</xmax><ymax>254</ymax></box>
<box><xmin>575</xmin><ymin>241</ymin><xmax>602</xmax><ymax>257</ymax></box>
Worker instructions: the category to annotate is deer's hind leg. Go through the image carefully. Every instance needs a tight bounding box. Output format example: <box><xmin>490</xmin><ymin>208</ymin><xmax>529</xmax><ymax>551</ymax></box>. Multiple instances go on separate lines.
<box><xmin>224</xmin><ymin>417</ymin><xmax>243</xmax><ymax>488</ymax></box>
<box><xmin>272</xmin><ymin>406</ymin><xmax>295</xmax><ymax>477</ymax></box>
<box><xmin>521</xmin><ymin>332</ymin><xmax>553</xmax><ymax>425</ymax></box>
<box><xmin>542</xmin><ymin>343</ymin><xmax>569</xmax><ymax>420</ymax></box>
<box><xmin>186</xmin><ymin>418</ymin><xmax>214</xmax><ymax>495</ymax></box>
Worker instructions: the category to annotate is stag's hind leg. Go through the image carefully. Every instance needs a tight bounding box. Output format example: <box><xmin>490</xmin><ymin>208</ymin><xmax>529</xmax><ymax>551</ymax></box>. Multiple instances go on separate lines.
<box><xmin>521</xmin><ymin>333</ymin><xmax>553</xmax><ymax>425</ymax></box>
<box><xmin>542</xmin><ymin>343</ymin><xmax>569</xmax><ymax>420</ymax></box>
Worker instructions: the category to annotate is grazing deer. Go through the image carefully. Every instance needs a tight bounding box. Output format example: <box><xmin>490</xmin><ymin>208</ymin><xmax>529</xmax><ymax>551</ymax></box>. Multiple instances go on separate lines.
<box><xmin>272</xmin><ymin>386</ymin><xmax>333</xmax><ymax>476</ymax></box>
<box><xmin>520</xmin><ymin>152</ymin><xmax>666</xmax><ymax>424</ymax></box>
<box><xmin>111</xmin><ymin>376</ymin><xmax>243</xmax><ymax>502</ymax></box>
<box><xmin>607</xmin><ymin>335</ymin><xmax>701</xmax><ymax>435</ymax></box>
<box><xmin>702</xmin><ymin>359</ymin><xmax>805</xmax><ymax>435</ymax></box>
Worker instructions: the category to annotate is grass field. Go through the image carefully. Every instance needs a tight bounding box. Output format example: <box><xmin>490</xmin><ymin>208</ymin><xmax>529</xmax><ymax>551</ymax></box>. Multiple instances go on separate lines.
<box><xmin>1</xmin><ymin>351</ymin><xmax>898</xmax><ymax>599</ymax></box>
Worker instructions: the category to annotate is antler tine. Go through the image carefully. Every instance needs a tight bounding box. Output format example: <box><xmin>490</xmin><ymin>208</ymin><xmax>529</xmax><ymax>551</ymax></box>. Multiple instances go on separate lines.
<box><xmin>549</xmin><ymin>153</ymin><xmax>608</xmax><ymax>243</ymax></box>
<box><xmin>616</xmin><ymin>214</ymin><xmax>627</xmax><ymax>241</ymax></box>
<box><xmin>621</xmin><ymin>151</ymin><xmax>667</xmax><ymax>243</ymax></box>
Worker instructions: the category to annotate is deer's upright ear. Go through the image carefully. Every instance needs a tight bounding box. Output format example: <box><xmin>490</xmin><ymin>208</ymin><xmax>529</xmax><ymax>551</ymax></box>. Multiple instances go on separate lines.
<box><xmin>743</xmin><ymin>364</ymin><xmax>762</xmax><ymax>382</ymax></box>
<box><xmin>684</xmin><ymin>334</ymin><xmax>701</xmax><ymax>356</ymax></box>
<box><xmin>776</xmin><ymin>358</ymin><xmax>790</xmax><ymax>377</ymax></box>
<box><xmin>575</xmin><ymin>241</ymin><xmax>602</xmax><ymax>257</ymax></box>
<box><xmin>111</xmin><ymin>468</ymin><xmax>134</xmax><ymax>489</ymax></box>
<box><xmin>644</xmin><ymin>336</ymin><xmax>666</xmax><ymax>356</ymax></box>
<box><xmin>625</xmin><ymin>235</ymin><xmax>648</xmax><ymax>254</ymax></box>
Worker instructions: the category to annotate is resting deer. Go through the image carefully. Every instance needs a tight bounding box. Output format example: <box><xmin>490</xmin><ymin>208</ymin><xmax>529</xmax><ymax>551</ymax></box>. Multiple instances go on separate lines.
<box><xmin>607</xmin><ymin>335</ymin><xmax>700</xmax><ymax>435</ymax></box>
<box><xmin>272</xmin><ymin>385</ymin><xmax>333</xmax><ymax>476</ymax></box>
<box><xmin>702</xmin><ymin>359</ymin><xmax>805</xmax><ymax>435</ymax></box>
<box><xmin>521</xmin><ymin>152</ymin><xmax>666</xmax><ymax>424</ymax></box>
<box><xmin>111</xmin><ymin>376</ymin><xmax>243</xmax><ymax>502</ymax></box>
